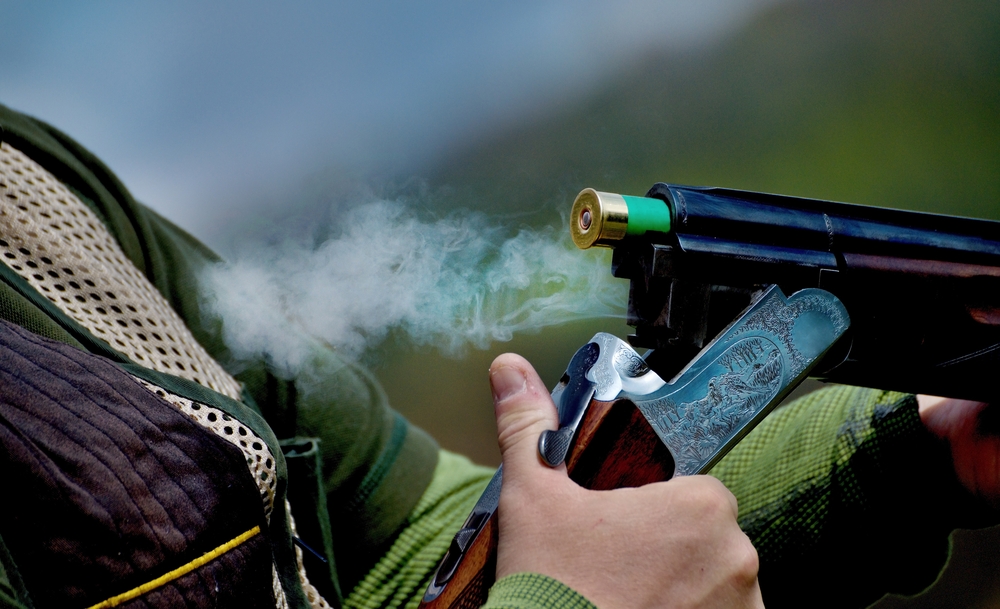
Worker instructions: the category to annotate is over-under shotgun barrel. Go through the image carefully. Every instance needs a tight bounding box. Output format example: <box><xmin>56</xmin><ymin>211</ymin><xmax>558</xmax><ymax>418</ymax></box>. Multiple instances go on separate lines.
<box><xmin>572</xmin><ymin>183</ymin><xmax>1000</xmax><ymax>400</ymax></box>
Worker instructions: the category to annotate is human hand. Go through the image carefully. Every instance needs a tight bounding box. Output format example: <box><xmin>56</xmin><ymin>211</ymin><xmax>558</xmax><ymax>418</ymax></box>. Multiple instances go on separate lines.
<box><xmin>918</xmin><ymin>395</ymin><xmax>1000</xmax><ymax>509</ymax></box>
<box><xmin>490</xmin><ymin>353</ymin><xmax>764</xmax><ymax>609</ymax></box>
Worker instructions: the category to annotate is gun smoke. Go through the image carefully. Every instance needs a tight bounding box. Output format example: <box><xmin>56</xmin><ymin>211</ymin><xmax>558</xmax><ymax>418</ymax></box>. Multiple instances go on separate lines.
<box><xmin>200</xmin><ymin>201</ymin><xmax>626</xmax><ymax>376</ymax></box>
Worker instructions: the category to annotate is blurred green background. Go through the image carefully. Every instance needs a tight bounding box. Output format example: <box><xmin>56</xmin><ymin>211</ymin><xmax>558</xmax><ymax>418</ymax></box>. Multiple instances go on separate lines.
<box><xmin>4</xmin><ymin>0</ymin><xmax>999</xmax><ymax>606</ymax></box>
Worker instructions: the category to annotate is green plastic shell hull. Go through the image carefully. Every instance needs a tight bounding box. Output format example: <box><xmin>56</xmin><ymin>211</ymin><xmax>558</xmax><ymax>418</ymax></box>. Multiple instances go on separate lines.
<box><xmin>622</xmin><ymin>195</ymin><xmax>672</xmax><ymax>236</ymax></box>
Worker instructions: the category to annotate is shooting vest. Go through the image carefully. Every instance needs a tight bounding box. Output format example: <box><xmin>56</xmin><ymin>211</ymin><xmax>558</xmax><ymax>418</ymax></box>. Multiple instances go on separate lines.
<box><xmin>0</xmin><ymin>142</ymin><xmax>332</xmax><ymax>608</ymax></box>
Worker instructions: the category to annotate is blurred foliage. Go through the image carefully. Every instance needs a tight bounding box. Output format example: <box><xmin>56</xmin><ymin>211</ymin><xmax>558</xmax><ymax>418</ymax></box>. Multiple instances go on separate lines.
<box><xmin>427</xmin><ymin>0</ymin><xmax>999</xmax><ymax>224</ymax></box>
<box><xmin>368</xmin><ymin>2</ymin><xmax>1000</xmax><ymax>606</ymax></box>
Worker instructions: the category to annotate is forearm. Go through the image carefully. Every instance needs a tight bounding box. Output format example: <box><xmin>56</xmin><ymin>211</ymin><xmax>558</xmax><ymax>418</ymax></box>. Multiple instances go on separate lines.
<box><xmin>713</xmin><ymin>385</ymin><xmax>991</xmax><ymax>608</ymax></box>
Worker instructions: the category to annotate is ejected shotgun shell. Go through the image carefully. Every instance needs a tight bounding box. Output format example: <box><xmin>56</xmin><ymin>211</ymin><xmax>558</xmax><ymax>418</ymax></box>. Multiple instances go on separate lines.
<box><xmin>570</xmin><ymin>188</ymin><xmax>672</xmax><ymax>249</ymax></box>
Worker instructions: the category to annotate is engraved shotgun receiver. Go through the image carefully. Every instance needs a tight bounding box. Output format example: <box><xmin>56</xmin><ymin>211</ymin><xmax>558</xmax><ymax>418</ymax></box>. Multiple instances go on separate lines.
<box><xmin>420</xmin><ymin>184</ymin><xmax>1000</xmax><ymax>609</ymax></box>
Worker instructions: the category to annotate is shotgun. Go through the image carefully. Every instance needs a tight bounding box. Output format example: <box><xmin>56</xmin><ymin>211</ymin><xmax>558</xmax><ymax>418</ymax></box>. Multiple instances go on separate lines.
<box><xmin>419</xmin><ymin>183</ymin><xmax>1000</xmax><ymax>609</ymax></box>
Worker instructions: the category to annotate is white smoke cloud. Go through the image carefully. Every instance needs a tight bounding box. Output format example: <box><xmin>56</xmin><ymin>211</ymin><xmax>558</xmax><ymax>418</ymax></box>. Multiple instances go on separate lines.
<box><xmin>200</xmin><ymin>201</ymin><xmax>626</xmax><ymax>375</ymax></box>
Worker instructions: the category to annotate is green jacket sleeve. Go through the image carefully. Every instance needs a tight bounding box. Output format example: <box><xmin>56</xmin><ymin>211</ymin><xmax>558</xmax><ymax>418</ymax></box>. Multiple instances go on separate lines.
<box><xmin>713</xmin><ymin>385</ymin><xmax>994</xmax><ymax>608</ymax></box>
<box><xmin>483</xmin><ymin>575</ymin><xmax>596</xmax><ymax>609</ymax></box>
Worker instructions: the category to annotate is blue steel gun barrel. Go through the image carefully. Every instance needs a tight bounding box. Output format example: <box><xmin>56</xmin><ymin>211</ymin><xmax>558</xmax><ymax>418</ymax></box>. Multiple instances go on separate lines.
<box><xmin>570</xmin><ymin>184</ymin><xmax>1000</xmax><ymax>401</ymax></box>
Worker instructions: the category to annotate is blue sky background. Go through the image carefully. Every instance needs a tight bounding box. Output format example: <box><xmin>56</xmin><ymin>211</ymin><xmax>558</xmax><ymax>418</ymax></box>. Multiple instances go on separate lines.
<box><xmin>0</xmin><ymin>1</ymin><xmax>780</xmax><ymax>242</ymax></box>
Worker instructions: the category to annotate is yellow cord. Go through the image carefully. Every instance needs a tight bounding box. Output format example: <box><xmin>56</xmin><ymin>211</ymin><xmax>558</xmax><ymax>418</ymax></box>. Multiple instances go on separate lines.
<box><xmin>86</xmin><ymin>525</ymin><xmax>262</xmax><ymax>609</ymax></box>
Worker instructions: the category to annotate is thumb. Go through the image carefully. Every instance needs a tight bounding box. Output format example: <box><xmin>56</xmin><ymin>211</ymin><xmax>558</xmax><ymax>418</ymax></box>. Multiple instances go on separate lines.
<box><xmin>490</xmin><ymin>353</ymin><xmax>560</xmax><ymax>482</ymax></box>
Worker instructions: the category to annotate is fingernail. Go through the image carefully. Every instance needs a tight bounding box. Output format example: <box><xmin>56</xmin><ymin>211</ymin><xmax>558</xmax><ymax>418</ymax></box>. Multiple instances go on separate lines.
<box><xmin>491</xmin><ymin>365</ymin><xmax>527</xmax><ymax>403</ymax></box>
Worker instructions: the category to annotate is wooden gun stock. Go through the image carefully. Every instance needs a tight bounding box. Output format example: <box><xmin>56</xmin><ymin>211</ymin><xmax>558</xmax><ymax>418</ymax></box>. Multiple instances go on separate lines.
<box><xmin>419</xmin><ymin>397</ymin><xmax>673</xmax><ymax>609</ymax></box>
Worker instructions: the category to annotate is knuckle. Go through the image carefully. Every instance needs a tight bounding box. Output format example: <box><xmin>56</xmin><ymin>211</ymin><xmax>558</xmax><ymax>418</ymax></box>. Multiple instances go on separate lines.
<box><xmin>705</xmin><ymin>480</ymin><xmax>731</xmax><ymax>505</ymax></box>
<box><xmin>684</xmin><ymin>477</ymin><xmax>734</xmax><ymax>517</ymax></box>
<box><xmin>733</xmin><ymin>536</ymin><xmax>760</xmax><ymax>583</ymax></box>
